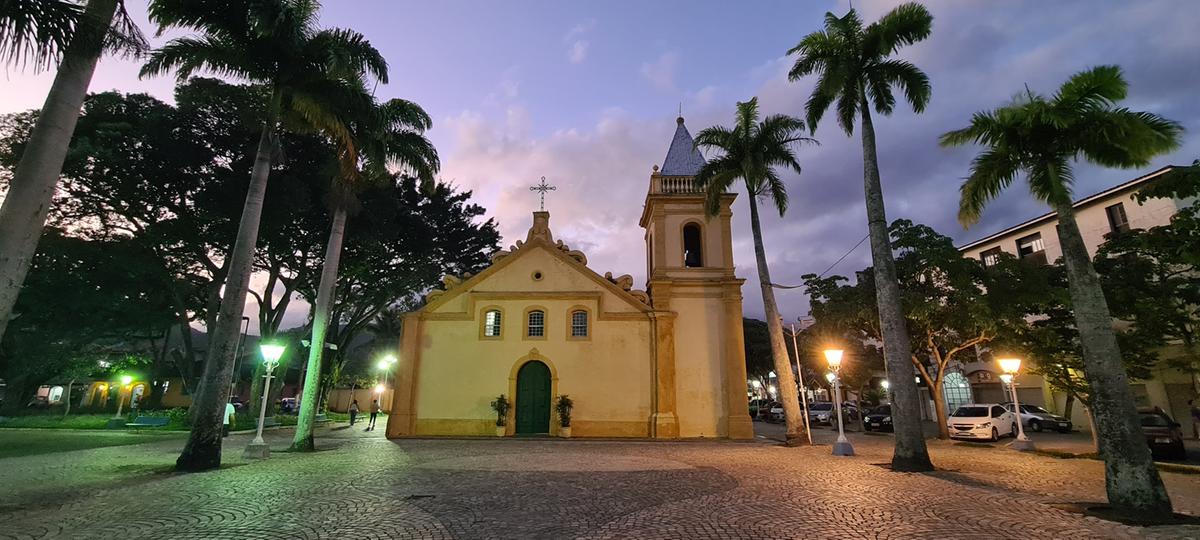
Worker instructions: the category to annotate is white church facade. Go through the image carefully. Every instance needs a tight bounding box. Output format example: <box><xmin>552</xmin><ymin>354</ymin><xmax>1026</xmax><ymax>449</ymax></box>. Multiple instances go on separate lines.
<box><xmin>385</xmin><ymin>117</ymin><xmax>754</xmax><ymax>439</ymax></box>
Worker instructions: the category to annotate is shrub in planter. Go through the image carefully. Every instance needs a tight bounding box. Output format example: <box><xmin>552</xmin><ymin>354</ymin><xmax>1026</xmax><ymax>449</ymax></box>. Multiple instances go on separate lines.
<box><xmin>555</xmin><ymin>395</ymin><xmax>573</xmax><ymax>431</ymax></box>
<box><xmin>490</xmin><ymin>395</ymin><xmax>510</xmax><ymax>436</ymax></box>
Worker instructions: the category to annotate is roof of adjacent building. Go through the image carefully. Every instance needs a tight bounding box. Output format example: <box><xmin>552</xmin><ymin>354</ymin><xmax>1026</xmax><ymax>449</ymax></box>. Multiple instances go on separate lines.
<box><xmin>660</xmin><ymin>116</ymin><xmax>707</xmax><ymax>176</ymax></box>
<box><xmin>956</xmin><ymin>165</ymin><xmax>1179</xmax><ymax>252</ymax></box>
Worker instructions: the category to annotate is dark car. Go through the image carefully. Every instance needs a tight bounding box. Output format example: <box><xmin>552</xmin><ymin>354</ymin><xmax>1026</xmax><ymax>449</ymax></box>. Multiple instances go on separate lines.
<box><xmin>1138</xmin><ymin>407</ymin><xmax>1186</xmax><ymax>460</ymax></box>
<box><xmin>863</xmin><ymin>404</ymin><xmax>893</xmax><ymax>432</ymax></box>
<box><xmin>748</xmin><ymin>398</ymin><xmax>770</xmax><ymax>419</ymax></box>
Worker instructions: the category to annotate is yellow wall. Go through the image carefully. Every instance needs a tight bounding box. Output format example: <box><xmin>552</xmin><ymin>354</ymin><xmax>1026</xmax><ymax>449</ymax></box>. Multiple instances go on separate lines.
<box><xmin>671</xmin><ymin>294</ymin><xmax>727</xmax><ymax>437</ymax></box>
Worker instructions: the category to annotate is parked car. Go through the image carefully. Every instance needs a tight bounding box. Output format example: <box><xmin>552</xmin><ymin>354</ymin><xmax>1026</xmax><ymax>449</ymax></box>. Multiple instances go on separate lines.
<box><xmin>948</xmin><ymin>404</ymin><xmax>1018</xmax><ymax>442</ymax></box>
<box><xmin>278</xmin><ymin>397</ymin><xmax>298</xmax><ymax>414</ymax></box>
<box><xmin>808</xmin><ymin>402</ymin><xmax>835</xmax><ymax>425</ymax></box>
<box><xmin>1002</xmin><ymin>402</ymin><xmax>1072</xmax><ymax>433</ymax></box>
<box><xmin>748</xmin><ymin>398</ymin><xmax>770</xmax><ymax>419</ymax></box>
<box><xmin>766</xmin><ymin>402</ymin><xmax>785</xmax><ymax>423</ymax></box>
<box><xmin>1138</xmin><ymin>406</ymin><xmax>1187</xmax><ymax>460</ymax></box>
<box><xmin>863</xmin><ymin>404</ymin><xmax>893</xmax><ymax>432</ymax></box>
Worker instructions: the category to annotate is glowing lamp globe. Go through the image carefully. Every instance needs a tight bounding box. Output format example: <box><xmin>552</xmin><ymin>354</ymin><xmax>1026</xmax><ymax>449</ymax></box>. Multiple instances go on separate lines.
<box><xmin>374</xmin><ymin>384</ymin><xmax>385</xmax><ymax>394</ymax></box>
<box><xmin>120</xmin><ymin>375</ymin><xmax>133</xmax><ymax>386</ymax></box>
<box><xmin>999</xmin><ymin>373</ymin><xmax>1014</xmax><ymax>384</ymax></box>
<box><xmin>998</xmin><ymin>357</ymin><xmax>1022</xmax><ymax>375</ymax></box>
<box><xmin>824</xmin><ymin>349</ymin><xmax>844</xmax><ymax>370</ymax></box>
<box><xmin>881</xmin><ymin>380</ymin><xmax>890</xmax><ymax>390</ymax></box>
<box><xmin>260</xmin><ymin>343</ymin><xmax>286</xmax><ymax>366</ymax></box>
<box><xmin>382</xmin><ymin>354</ymin><xmax>398</xmax><ymax>365</ymax></box>
<box><xmin>377</xmin><ymin>360</ymin><xmax>389</xmax><ymax>371</ymax></box>
<box><xmin>751</xmin><ymin>380</ymin><xmax>762</xmax><ymax>388</ymax></box>
<box><xmin>825</xmin><ymin>372</ymin><xmax>836</xmax><ymax>384</ymax></box>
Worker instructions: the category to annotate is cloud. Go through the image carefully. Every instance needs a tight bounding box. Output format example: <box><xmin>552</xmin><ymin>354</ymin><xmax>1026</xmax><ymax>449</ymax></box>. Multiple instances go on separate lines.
<box><xmin>640</xmin><ymin>51</ymin><xmax>679</xmax><ymax>93</ymax></box>
<box><xmin>567</xmin><ymin>40</ymin><xmax>589</xmax><ymax>64</ymax></box>
<box><xmin>564</xmin><ymin>20</ymin><xmax>595</xmax><ymax>65</ymax></box>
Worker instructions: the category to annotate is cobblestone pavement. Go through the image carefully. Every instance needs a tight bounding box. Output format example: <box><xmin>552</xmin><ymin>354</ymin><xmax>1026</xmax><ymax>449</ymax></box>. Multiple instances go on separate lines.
<box><xmin>2</xmin><ymin>422</ymin><xmax>1200</xmax><ymax>539</ymax></box>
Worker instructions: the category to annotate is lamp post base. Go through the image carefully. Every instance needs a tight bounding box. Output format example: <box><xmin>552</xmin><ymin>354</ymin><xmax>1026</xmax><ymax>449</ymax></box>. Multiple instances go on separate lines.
<box><xmin>243</xmin><ymin>441</ymin><xmax>271</xmax><ymax>459</ymax></box>
<box><xmin>1009</xmin><ymin>439</ymin><xmax>1036</xmax><ymax>452</ymax></box>
<box><xmin>832</xmin><ymin>440</ymin><xmax>855</xmax><ymax>456</ymax></box>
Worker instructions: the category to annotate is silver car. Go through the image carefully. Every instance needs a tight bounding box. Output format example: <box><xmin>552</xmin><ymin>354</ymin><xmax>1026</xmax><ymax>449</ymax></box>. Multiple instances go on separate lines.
<box><xmin>1003</xmin><ymin>403</ymin><xmax>1072</xmax><ymax>433</ymax></box>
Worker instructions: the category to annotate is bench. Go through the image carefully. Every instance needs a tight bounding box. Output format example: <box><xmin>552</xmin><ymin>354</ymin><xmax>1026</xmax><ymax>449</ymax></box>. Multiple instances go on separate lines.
<box><xmin>126</xmin><ymin>416</ymin><xmax>171</xmax><ymax>429</ymax></box>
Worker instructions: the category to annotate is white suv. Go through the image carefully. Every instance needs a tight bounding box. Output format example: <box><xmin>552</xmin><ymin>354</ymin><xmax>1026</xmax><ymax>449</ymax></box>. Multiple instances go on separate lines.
<box><xmin>948</xmin><ymin>404</ymin><xmax>1018</xmax><ymax>442</ymax></box>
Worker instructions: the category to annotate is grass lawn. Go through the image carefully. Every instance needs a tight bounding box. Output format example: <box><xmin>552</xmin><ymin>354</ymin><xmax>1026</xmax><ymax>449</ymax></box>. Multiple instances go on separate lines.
<box><xmin>0</xmin><ymin>429</ymin><xmax>185</xmax><ymax>459</ymax></box>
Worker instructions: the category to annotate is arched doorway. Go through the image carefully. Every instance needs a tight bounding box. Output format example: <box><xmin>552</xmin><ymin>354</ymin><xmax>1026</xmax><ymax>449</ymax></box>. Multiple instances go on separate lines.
<box><xmin>515</xmin><ymin>361</ymin><xmax>551</xmax><ymax>435</ymax></box>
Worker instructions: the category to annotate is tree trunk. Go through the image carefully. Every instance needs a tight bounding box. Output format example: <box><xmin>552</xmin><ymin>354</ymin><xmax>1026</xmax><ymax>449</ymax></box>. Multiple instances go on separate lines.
<box><xmin>859</xmin><ymin>105</ymin><xmax>932</xmax><ymax>471</ymax></box>
<box><xmin>1053</xmin><ymin>200</ymin><xmax>1172</xmax><ymax>517</ymax></box>
<box><xmin>63</xmin><ymin>379</ymin><xmax>74</xmax><ymax>416</ymax></box>
<box><xmin>292</xmin><ymin>204</ymin><xmax>348</xmax><ymax>451</ymax></box>
<box><xmin>175</xmin><ymin>96</ymin><xmax>280</xmax><ymax>472</ymax></box>
<box><xmin>746</xmin><ymin>193</ymin><xmax>805</xmax><ymax>445</ymax></box>
<box><xmin>929</xmin><ymin>379</ymin><xmax>950</xmax><ymax>440</ymax></box>
<box><xmin>1064</xmin><ymin>394</ymin><xmax>1075</xmax><ymax>419</ymax></box>
<box><xmin>0</xmin><ymin>0</ymin><xmax>119</xmax><ymax>344</ymax></box>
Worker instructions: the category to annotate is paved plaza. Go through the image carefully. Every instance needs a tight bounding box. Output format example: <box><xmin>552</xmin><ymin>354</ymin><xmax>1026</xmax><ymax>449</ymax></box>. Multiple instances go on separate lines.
<box><xmin>2</xmin><ymin>422</ymin><xmax>1200</xmax><ymax>539</ymax></box>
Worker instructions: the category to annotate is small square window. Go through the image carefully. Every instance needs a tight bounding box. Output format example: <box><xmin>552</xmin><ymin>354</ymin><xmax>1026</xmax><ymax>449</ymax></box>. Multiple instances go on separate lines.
<box><xmin>483</xmin><ymin>310</ymin><xmax>502</xmax><ymax>337</ymax></box>
<box><xmin>527</xmin><ymin>310</ymin><xmax>545</xmax><ymax>337</ymax></box>
<box><xmin>980</xmin><ymin>247</ymin><xmax>1002</xmax><ymax>267</ymax></box>
<box><xmin>570</xmin><ymin>310</ymin><xmax>588</xmax><ymax>337</ymax></box>
<box><xmin>1106</xmin><ymin>203</ymin><xmax>1130</xmax><ymax>234</ymax></box>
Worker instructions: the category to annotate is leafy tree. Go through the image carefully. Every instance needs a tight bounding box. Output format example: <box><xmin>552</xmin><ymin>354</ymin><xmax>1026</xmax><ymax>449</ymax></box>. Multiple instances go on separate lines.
<box><xmin>693</xmin><ymin>97</ymin><xmax>815</xmax><ymax>445</ymax></box>
<box><xmin>940</xmin><ymin>65</ymin><xmax>1182</xmax><ymax>517</ymax></box>
<box><xmin>0</xmin><ymin>0</ymin><xmax>146</xmax><ymax>349</ymax></box>
<box><xmin>1095</xmin><ymin>163</ymin><xmax>1200</xmax><ymax>396</ymax></box>
<box><xmin>805</xmin><ymin>220</ymin><xmax>1049</xmax><ymax>438</ymax></box>
<box><xmin>292</xmin><ymin>94</ymin><xmax>439</xmax><ymax>452</ymax></box>
<box><xmin>787</xmin><ymin>3</ymin><xmax>935</xmax><ymax>471</ymax></box>
<box><xmin>141</xmin><ymin>0</ymin><xmax>387</xmax><ymax>472</ymax></box>
<box><xmin>0</xmin><ymin>230</ymin><xmax>173</xmax><ymax>414</ymax></box>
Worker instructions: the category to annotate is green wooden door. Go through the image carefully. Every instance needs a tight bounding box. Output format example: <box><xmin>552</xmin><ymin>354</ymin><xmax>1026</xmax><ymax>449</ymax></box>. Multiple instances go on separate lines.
<box><xmin>515</xmin><ymin>361</ymin><xmax>551</xmax><ymax>435</ymax></box>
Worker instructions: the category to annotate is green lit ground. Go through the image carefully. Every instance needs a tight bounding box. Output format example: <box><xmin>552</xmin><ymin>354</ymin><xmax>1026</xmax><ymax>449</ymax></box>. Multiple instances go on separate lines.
<box><xmin>0</xmin><ymin>429</ymin><xmax>185</xmax><ymax>459</ymax></box>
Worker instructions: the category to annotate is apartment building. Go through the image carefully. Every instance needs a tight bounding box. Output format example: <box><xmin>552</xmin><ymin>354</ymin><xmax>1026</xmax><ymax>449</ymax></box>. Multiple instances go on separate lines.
<box><xmin>951</xmin><ymin>165</ymin><xmax>1196</xmax><ymax>431</ymax></box>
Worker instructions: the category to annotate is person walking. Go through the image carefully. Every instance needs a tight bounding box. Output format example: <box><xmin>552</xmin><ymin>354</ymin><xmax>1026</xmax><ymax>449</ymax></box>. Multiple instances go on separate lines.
<box><xmin>367</xmin><ymin>399</ymin><xmax>380</xmax><ymax>431</ymax></box>
<box><xmin>223</xmin><ymin>399</ymin><xmax>236</xmax><ymax>438</ymax></box>
<box><xmin>1189</xmin><ymin>399</ymin><xmax>1200</xmax><ymax>440</ymax></box>
<box><xmin>349</xmin><ymin>399</ymin><xmax>359</xmax><ymax>426</ymax></box>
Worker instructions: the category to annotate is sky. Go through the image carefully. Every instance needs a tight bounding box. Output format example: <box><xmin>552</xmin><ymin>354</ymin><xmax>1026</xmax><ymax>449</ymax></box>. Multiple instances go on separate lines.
<box><xmin>2</xmin><ymin>0</ymin><xmax>1199</xmax><ymax>331</ymax></box>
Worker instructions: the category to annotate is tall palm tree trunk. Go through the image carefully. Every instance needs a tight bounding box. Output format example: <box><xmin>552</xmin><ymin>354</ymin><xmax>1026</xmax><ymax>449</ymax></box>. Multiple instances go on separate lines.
<box><xmin>175</xmin><ymin>100</ymin><xmax>279</xmax><ymax>472</ymax></box>
<box><xmin>859</xmin><ymin>104</ymin><xmax>933</xmax><ymax>471</ymax></box>
<box><xmin>0</xmin><ymin>0</ymin><xmax>119</xmax><ymax>345</ymax></box>
<box><xmin>1052</xmin><ymin>201</ymin><xmax>1172</xmax><ymax>516</ymax></box>
<box><xmin>292</xmin><ymin>203</ymin><xmax>348</xmax><ymax>451</ymax></box>
<box><xmin>746</xmin><ymin>192</ymin><xmax>804</xmax><ymax>445</ymax></box>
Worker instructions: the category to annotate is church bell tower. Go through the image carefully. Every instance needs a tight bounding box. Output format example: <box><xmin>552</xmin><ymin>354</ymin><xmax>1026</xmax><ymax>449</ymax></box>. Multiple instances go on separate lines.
<box><xmin>638</xmin><ymin>116</ymin><xmax>754</xmax><ymax>439</ymax></box>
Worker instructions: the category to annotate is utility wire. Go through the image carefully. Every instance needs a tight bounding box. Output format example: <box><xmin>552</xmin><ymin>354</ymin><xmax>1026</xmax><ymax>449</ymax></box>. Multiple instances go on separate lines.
<box><xmin>770</xmin><ymin>233</ymin><xmax>869</xmax><ymax>289</ymax></box>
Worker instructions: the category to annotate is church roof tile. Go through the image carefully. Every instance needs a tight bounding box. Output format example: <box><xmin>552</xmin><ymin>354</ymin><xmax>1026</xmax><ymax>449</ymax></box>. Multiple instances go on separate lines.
<box><xmin>660</xmin><ymin>117</ymin><xmax>706</xmax><ymax>176</ymax></box>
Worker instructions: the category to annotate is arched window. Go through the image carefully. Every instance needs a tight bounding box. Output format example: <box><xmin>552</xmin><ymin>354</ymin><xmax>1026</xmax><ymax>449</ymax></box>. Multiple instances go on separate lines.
<box><xmin>942</xmin><ymin>372</ymin><xmax>973</xmax><ymax>413</ymax></box>
<box><xmin>683</xmin><ymin>223</ymin><xmax>703</xmax><ymax>267</ymax></box>
<box><xmin>483</xmin><ymin>309</ymin><xmax>503</xmax><ymax>338</ymax></box>
<box><xmin>570</xmin><ymin>310</ymin><xmax>588</xmax><ymax>338</ymax></box>
<box><xmin>527</xmin><ymin>309</ymin><xmax>546</xmax><ymax>338</ymax></box>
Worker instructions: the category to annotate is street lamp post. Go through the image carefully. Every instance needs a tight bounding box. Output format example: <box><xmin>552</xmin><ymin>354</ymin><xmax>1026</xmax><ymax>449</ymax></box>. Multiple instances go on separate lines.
<box><xmin>788</xmin><ymin>323</ymin><xmax>813</xmax><ymax>445</ymax></box>
<box><xmin>825</xmin><ymin>349</ymin><xmax>854</xmax><ymax>456</ymax></box>
<box><xmin>245</xmin><ymin>343</ymin><xmax>286</xmax><ymax>459</ymax></box>
<box><xmin>113</xmin><ymin>375</ymin><xmax>133</xmax><ymax>419</ymax></box>
<box><xmin>377</xmin><ymin>353</ymin><xmax>397</xmax><ymax>409</ymax></box>
<box><xmin>999</xmin><ymin>357</ymin><xmax>1035</xmax><ymax>451</ymax></box>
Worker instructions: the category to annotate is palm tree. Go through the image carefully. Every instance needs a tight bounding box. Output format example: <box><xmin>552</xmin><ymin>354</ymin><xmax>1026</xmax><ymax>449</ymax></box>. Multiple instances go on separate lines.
<box><xmin>693</xmin><ymin>97</ymin><xmax>815</xmax><ymax>445</ymax></box>
<box><xmin>141</xmin><ymin>0</ymin><xmax>387</xmax><ymax>471</ymax></box>
<box><xmin>940</xmin><ymin>65</ymin><xmax>1182</xmax><ymax>518</ymax></box>
<box><xmin>786</xmin><ymin>3</ymin><xmax>935</xmax><ymax>471</ymax></box>
<box><xmin>0</xmin><ymin>0</ymin><xmax>144</xmax><ymax>347</ymax></box>
<box><xmin>291</xmin><ymin>96</ymin><xmax>439</xmax><ymax>451</ymax></box>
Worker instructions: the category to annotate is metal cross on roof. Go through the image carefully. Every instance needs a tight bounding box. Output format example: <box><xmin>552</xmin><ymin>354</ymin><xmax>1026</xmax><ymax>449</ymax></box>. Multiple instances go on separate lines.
<box><xmin>529</xmin><ymin>176</ymin><xmax>556</xmax><ymax>211</ymax></box>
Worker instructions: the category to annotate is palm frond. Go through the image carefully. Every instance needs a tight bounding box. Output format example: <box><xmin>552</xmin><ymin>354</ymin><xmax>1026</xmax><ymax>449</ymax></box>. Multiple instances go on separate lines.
<box><xmin>1051</xmin><ymin>64</ymin><xmax>1126</xmax><ymax>111</ymax></box>
<box><xmin>1027</xmin><ymin>159</ymin><xmax>1074</xmax><ymax>208</ymax></box>
<box><xmin>871</xmin><ymin>59</ymin><xmax>930</xmax><ymax>113</ymax></box>
<box><xmin>957</xmin><ymin>149</ymin><xmax>1020</xmax><ymax>226</ymax></box>
<box><xmin>140</xmin><ymin>35</ymin><xmax>260</xmax><ymax>81</ymax></box>
<box><xmin>863</xmin><ymin>2</ymin><xmax>932</xmax><ymax>58</ymax></box>
<box><xmin>309</xmin><ymin>27</ymin><xmax>388</xmax><ymax>83</ymax></box>
<box><xmin>0</xmin><ymin>0</ymin><xmax>80</xmax><ymax>70</ymax></box>
<box><xmin>762</xmin><ymin>167</ymin><xmax>789</xmax><ymax>216</ymax></box>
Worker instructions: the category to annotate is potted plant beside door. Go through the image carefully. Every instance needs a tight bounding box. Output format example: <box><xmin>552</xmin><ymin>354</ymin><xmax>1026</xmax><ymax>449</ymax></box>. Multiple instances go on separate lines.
<box><xmin>490</xmin><ymin>394</ymin><xmax>509</xmax><ymax>437</ymax></box>
<box><xmin>555</xmin><ymin>395</ymin><xmax>573</xmax><ymax>438</ymax></box>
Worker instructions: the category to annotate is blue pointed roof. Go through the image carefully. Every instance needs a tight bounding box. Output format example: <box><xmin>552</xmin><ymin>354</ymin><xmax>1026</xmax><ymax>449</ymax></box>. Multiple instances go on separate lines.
<box><xmin>660</xmin><ymin>116</ymin><xmax>706</xmax><ymax>176</ymax></box>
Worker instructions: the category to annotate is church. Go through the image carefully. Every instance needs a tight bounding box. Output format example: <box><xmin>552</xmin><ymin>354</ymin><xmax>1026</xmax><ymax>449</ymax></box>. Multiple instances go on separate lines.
<box><xmin>385</xmin><ymin>117</ymin><xmax>755</xmax><ymax>439</ymax></box>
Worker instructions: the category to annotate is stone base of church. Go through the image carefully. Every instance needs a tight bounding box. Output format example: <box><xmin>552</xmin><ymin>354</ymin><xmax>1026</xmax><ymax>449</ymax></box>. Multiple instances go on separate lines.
<box><xmin>726</xmin><ymin>414</ymin><xmax>755</xmax><ymax>440</ymax></box>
